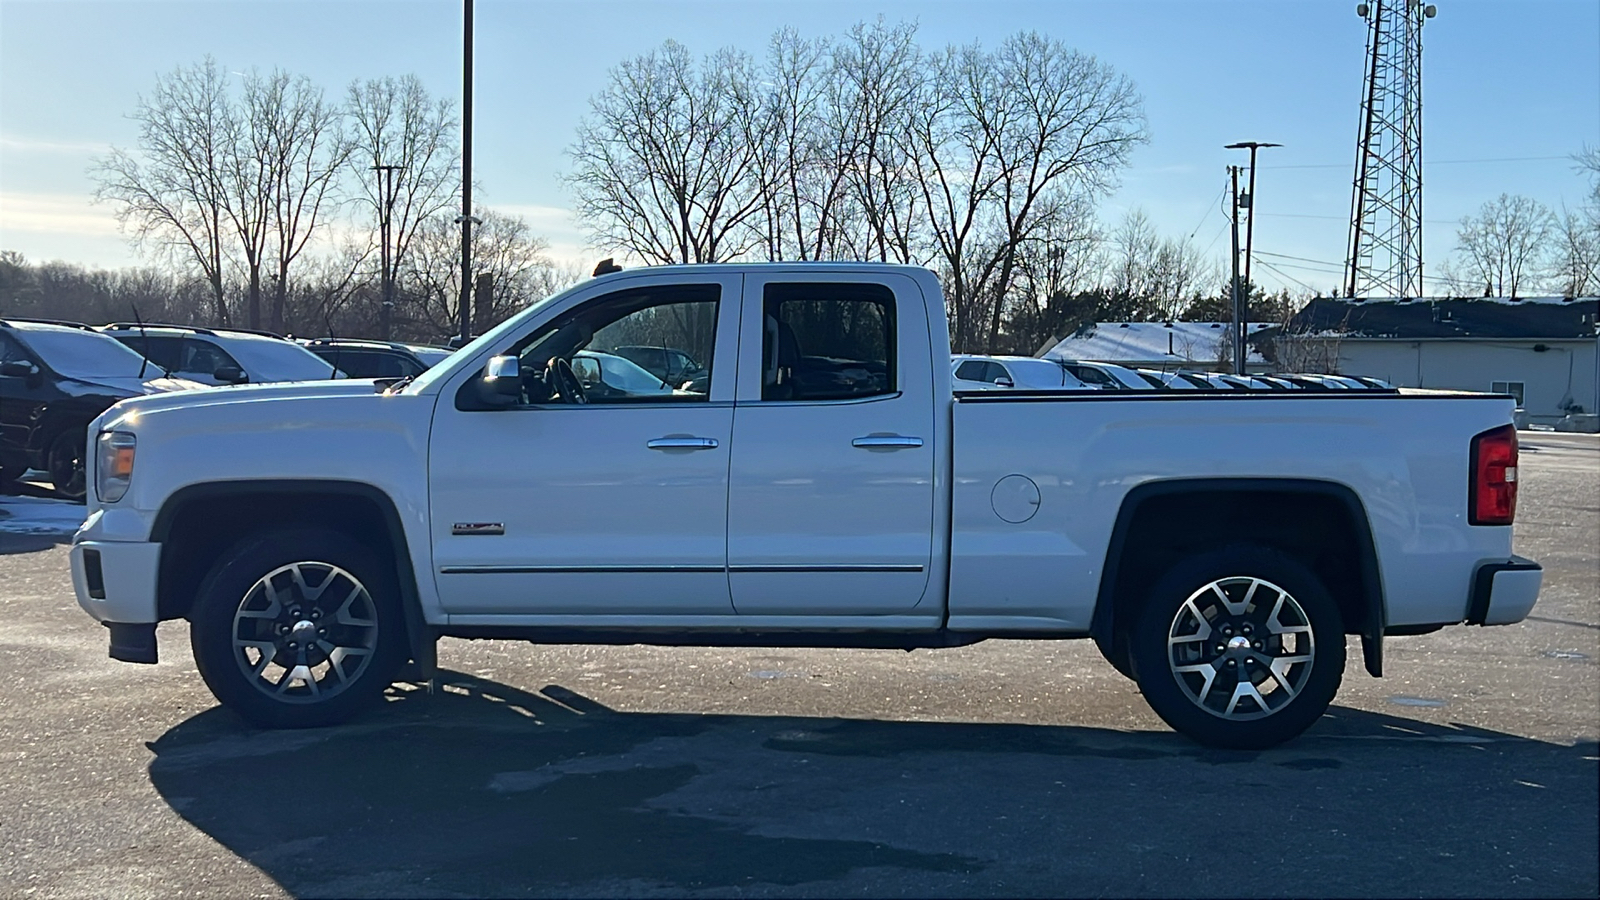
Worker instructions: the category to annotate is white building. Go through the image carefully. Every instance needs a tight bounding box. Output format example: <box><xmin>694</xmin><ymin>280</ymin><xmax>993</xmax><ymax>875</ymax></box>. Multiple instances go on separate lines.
<box><xmin>1278</xmin><ymin>296</ymin><xmax>1598</xmax><ymax>425</ymax></box>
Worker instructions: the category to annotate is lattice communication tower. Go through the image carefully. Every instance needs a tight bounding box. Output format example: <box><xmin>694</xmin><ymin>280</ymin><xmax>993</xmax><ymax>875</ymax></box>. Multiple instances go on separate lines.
<box><xmin>1345</xmin><ymin>0</ymin><xmax>1436</xmax><ymax>300</ymax></box>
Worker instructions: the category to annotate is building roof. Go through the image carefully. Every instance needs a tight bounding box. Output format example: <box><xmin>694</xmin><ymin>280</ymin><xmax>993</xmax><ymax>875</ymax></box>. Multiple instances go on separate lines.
<box><xmin>1289</xmin><ymin>296</ymin><xmax>1598</xmax><ymax>340</ymax></box>
<box><xmin>1041</xmin><ymin>321</ymin><xmax>1271</xmax><ymax>366</ymax></box>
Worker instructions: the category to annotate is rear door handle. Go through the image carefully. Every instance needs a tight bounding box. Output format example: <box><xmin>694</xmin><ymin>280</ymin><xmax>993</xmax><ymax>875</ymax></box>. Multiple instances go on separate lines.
<box><xmin>852</xmin><ymin>435</ymin><xmax>924</xmax><ymax>449</ymax></box>
<box><xmin>646</xmin><ymin>436</ymin><xmax>720</xmax><ymax>450</ymax></box>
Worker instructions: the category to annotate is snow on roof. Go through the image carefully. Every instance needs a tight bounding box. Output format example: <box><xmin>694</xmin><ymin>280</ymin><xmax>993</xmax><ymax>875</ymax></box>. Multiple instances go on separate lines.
<box><xmin>1042</xmin><ymin>321</ymin><xmax>1270</xmax><ymax>366</ymax></box>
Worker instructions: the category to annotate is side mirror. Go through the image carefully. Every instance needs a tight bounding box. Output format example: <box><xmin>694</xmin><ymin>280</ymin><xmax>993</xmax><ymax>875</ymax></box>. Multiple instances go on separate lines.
<box><xmin>213</xmin><ymin>365</ymin><xmax>247</xmax><ymax>384</ymax></box>
<box><xmin>0</xmin><ymin>360</ymin><xmax>38</xmax><ymax>378</ymax></box>
<box><xmin>993</xmin><ymin>376</ymin><xmax>1014</xmax><ymax>388</ymax></box>
<box><xmin>476</xmin><ymin>355</ymin><xmax>522</xmax><ymax>407</ymax></box>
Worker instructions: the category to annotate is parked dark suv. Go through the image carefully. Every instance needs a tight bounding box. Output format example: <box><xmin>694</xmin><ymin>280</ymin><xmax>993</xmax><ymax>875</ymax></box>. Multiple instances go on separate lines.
<box><xmin>299</xmin><ymin>338</ymin><xmax>453</xmax><ymax>379</ymax></box>
<box><xmin>1</xmin><ymin>318</ymin><xmax>200</xmax><ymax>499</ymax></box>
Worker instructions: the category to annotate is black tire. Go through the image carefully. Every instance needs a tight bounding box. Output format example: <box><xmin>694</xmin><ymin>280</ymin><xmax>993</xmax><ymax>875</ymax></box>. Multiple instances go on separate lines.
<box><xmin>46</xmin><ymin>427</ymin><xmax>87</xmax><ymax>502</ymax></box>
<box><xmin>190</xmin><ymin>527</ymin><xmax>406</xmax><ymax>728</ymax></box>
<box><xmin>1130</xmin><ymin>544</ymin><xmax>1345</xmax><ymax>750</ymax></box>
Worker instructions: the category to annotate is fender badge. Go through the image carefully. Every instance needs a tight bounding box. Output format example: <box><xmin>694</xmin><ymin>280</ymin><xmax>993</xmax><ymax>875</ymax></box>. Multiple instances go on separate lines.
<box><xmin>452</xmin><ymin>523</ymin><xmax>505</xmax><ymax>536</ymax></box>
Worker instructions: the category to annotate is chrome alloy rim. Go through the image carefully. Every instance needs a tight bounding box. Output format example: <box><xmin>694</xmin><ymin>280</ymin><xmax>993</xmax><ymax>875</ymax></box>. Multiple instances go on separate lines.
<box><xmin>231</xmin><ymin>561</ymin><xmax>378</xmax><ymax>703</ymax></box>
<box><xmin>1166</xmin><ymin>576</ymin><xmax>1315</xmax><ymax>720</ymax></box>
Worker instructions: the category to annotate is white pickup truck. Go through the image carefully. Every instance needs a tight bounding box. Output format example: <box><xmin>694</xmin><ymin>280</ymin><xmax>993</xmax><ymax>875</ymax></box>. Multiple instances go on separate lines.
<box><xmin>69</xmin><ymin>263</ymin><xmax>1542</xmax><ymax>748</ymax></box>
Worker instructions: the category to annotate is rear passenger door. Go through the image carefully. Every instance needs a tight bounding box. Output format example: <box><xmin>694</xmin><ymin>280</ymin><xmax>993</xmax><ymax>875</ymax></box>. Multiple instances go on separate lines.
<box><xmin>726</xmin><ymin>274</ymin><xmax>937</xmax><ymax>615</ymax></box>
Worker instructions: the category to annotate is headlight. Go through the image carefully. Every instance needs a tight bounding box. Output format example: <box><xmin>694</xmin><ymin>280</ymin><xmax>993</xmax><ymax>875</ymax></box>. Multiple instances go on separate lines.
<box><xmin>96</xmin><ymin>431</ymin><xmax>136</xmax><ymax>503</ymax></box>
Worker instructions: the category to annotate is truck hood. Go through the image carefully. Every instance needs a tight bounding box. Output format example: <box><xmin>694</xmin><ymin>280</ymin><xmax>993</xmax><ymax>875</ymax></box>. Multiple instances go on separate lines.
<box><xmin>100</xmin><ymin>378</ymin><xmax>387</xmax><ymax>426</ymax></box>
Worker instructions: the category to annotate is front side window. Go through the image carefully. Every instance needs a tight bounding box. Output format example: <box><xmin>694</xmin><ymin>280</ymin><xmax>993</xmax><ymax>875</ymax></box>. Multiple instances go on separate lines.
<box><xmin>0</xmin><ymin>333</ymin><xmax>29</xmax><ymax>366</ymax></box>
<box><xmin>510</xmin><ymin>284</ymin><xmax>719</xmax><ymax>405</ymax></box>
<box><xmin>762</xmin><ymin>283</ymin><xmax>895</xmax><ymax>402</ymax></box>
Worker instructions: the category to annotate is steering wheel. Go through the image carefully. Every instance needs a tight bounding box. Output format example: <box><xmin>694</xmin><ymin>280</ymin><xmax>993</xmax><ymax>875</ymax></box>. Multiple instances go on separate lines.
<box><xmin>546</xmin><ymin>357</ymin><xmax>588</xmax><ymax>404</ymax></box>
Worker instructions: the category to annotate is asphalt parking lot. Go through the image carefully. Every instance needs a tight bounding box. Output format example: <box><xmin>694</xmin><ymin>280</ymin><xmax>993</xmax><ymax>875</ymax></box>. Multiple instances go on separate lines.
<box><xmin>0</xmin><ymin>433</ymin><xmax>1595</xmax><ymax>899</ymax></box>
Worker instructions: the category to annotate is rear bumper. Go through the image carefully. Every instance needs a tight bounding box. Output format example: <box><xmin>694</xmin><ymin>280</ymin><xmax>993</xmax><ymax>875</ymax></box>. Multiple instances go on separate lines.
<box><xmin>1467</xmin><ymin>555</ymin><xmax>1542</xmax><ymax>626</ymax></box>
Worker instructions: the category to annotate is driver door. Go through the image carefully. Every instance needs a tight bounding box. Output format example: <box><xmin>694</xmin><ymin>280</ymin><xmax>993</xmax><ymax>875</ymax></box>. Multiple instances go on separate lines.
<box><xmin>428</xmin><ymin>274</ymin><xmax>742</xmax><ymax>619</ymax></box>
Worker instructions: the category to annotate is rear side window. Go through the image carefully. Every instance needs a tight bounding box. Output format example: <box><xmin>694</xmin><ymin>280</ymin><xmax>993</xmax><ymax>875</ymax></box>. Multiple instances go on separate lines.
<box><xmin>954</xmin><ymin>360</ymin><xmax>986</xmax><ymax>382</ymax></box>
<box><xmin>180</xmin><ymin>339</ymin><xmax>240</xmax><ymax>377</ymax></box>
<box><xmin>762</xmin><ymin>283</ymin><xmax>895</xmax><ymax>402</ymax></box>
<box><xmin>114</xmin><ymin>334</ymin><xmax>183</xmax><ymax>373</ymax></box>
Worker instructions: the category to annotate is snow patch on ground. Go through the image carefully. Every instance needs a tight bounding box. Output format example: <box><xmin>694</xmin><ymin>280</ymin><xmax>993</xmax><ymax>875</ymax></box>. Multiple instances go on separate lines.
<box><xmin>0</xmin><ymin>495</ymin><xmax>86</xmax><ymax>536</ymax></box>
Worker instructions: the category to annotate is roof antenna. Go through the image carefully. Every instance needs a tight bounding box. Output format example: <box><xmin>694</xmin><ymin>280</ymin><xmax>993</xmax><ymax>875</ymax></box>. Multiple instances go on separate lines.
<box><xmin>324</xmin><ymin>311</ymin><xmax>342</xmax><ymax>380</ymax></box>
<box><xmin>129</xmin><ymin>304</ymin><xmax>168</xmax><ymax>379</ymax></box>
<box><xmin>592</xmin><ymin>258</ymin><xmax>622</xmax><ymax>277</ymax></box>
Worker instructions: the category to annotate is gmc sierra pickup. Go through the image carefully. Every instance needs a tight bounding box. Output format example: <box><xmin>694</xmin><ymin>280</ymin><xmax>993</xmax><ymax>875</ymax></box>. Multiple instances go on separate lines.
<box><xmin>69</xmin><ymin>263</ymin><xmax>1542</xmax><ymax>748</ymax></box>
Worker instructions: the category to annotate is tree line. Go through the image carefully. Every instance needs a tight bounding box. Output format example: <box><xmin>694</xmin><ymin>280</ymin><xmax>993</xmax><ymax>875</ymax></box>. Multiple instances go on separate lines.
<box><xmin>566</xmin><ymin>21</ymin><xmax>1254</xmax><ymax>354</ymax></box>
<box><xmin>1440</xmin><ymin>150</ymin><xmax>1600</xmax><ymax>299</ymax></box>
<box><xmin>10</xmin><ymin>58</ymin><xmax>568</xmax><ymax>343</ymax></box>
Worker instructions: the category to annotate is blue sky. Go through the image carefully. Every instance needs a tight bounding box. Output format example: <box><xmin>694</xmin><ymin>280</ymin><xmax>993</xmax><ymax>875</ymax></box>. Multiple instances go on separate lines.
<box><xmin>1</xmin><ymin>0</ymin><xmax>1595</xmax><ymax>296</ymax></box>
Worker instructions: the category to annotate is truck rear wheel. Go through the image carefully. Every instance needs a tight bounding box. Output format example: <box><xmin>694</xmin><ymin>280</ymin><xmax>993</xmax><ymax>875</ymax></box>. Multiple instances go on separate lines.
<box><xmin>190</xmin><ymin>528</ymin><xmax>405</xmax><ymax>728</ymax></box>
<box><xmin>1129</xmin><ymin>544</ymin><xmax>1345</xmax><ymax>749</ymax></box>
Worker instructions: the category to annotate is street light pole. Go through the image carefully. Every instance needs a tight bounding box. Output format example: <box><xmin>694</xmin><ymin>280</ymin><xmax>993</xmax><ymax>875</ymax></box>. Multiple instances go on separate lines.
<box><xmin>458</xmin><ymin>0</ymin><xmax>475</xmax><ymax>344</ymax></box>
<box><xmin>372</xmin><ymin>163</ymin><xmax>404</xmax><ymax>341</ymax></box>
<box><xmin>1228</xmin><ymin>165</ymin><xmax>1243</xmax><ymax>376</ymax></box>
<box><xmin>1224</xmin><ymin>141</ymin><xmax>1281</xmax><ymax>374</ymax></box>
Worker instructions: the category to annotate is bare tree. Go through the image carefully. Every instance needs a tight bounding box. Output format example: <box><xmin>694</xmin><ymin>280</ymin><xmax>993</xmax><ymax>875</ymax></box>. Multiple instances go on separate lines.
<box><xmin>1446</xmin><ymin>193</ymin><xmax>1555</xmax><ymax>299</ymax></box>
<box><xmin>906</xmin><ymin>33</ymin><xmax>1146</xmax><ymax>352</ymax></box>
<box><xmin>402</xmin><ymin>207</ymin><xmax>558</xmax><ymax>340</ymax></box>
<box><xmin>979</xmin><ymin>33</ymin><xmax>1147</xmax><ymax>351</ymax></box>
<box><xmin>1553</xmin><ymin>147</ymin><xmax>1600</xmax><ymax>298</ymax></box>
<box><xmin>832</xmin><ymin>18</ymin><xmax>926</xmax><ymax>263</ymax></box>
<box><xmin>259</xmin><ymin>72</ymin><xmax>350</xmax><ymax>333</ymax></box>
<box><xmin>91</xmin><ymin>57</ymin><xmax>233</xmax><ymax>324</ymax></box>
<box><xmin>345</xmin><ymin>74</ymin><xmax>461</xmax><ymax>332</ymax></box>
<box><xmin>566</xmin><ymin>41</ymin><xmax>771</xmax><ymax>265</ymax></box>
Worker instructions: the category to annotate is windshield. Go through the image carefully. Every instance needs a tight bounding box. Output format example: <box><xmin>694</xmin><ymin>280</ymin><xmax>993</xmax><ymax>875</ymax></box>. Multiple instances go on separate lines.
<box><xmin>223</xmin><ymin>337</ymin><xmax>342</xmax><ymax>382</ymax></box>
<box><xmin>21</xmin><ymin>329</ymin><xmax>152</xmax><ymax>380</ymax></box>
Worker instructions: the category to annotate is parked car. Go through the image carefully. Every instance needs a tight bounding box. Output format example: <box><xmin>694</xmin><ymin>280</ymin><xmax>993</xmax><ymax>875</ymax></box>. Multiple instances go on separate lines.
<box><xmin>952</xmin><ymin>355</ymin><xmax>1095</xmax><ymax>390</ymax></box>
<box><xmin>610</xmin><ymin>345</ymin><xmax>706</xmax><ymax>389</ymax></box>
<box><xmin>570</xmin><ymin>350</ymin><xmax>693</xmax><ymax>400</ymax></box>
<box><xmin>1134</xmin><ymin>368</ymin><xmax>1201</xmax><ymax>389</ymax></box>
<box><xmin>1051</xmin><ymin>359</ymin><xmax>1154</xmax><ymax>390</ymax></box>
<box><xmin>73</xmin><ymin>262</ymin><xmax>1541</xmax><ymax>750</ymax></box>
<box><xmin>300</xmin><ymin>338</ymin><xmax>453</xmax><ymax>379</ymax></box>
<box><xmin>102</xmin><ymin>323</ymin><xmax>340</xmax><ymax>386</ymax></box>
<box><xmin>0</xmin><ymin>318</ymin><xmax>203</xmax><ymax>499</ymax></box>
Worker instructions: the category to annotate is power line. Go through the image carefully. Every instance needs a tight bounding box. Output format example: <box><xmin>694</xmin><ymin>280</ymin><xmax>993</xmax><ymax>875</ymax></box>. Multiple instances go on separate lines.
<box><xmin>1262</xmin><ymin>154</ymin><xmax>1571</xmax><ymax>171</ymax></box>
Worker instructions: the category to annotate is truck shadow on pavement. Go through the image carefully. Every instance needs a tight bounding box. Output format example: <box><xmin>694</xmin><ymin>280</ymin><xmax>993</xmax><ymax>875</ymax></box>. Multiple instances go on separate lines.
<box><xmin>146</xmin><ymin>671</ymin><xmax>1599</xmax><ymax>898</ymax></box>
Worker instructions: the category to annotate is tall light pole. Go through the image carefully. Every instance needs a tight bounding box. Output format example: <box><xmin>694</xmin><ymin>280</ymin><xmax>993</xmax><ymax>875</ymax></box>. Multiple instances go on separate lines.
<box><xmin>1225</xmin><ymin>141</ymin><xmax>1281</xmax><ymax>374</ymax></box>
<box><xmin>457</xmin><ymin>0</ymin><xmax>475</xmax><ymax>344</ymax></box>
<box><xmin>1227</xmin><ymin>165</ymin><xmax>1244</xmax><ymax>375</ymax></box>
<box><xmin>372</xmin><ymin>163</ymin><xmax>404</xmax><ymax>341</ymax></box>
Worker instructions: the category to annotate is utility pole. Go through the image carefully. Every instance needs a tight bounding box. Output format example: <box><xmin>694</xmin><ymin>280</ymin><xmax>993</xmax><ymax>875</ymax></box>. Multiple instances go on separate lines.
<box><xmin>1224</xmin><ymin>141</ymin><xmax>1280</xmax><ymax>375</ymax></box>
<box><xmin>372</xmin><ymin>163</ymin><xmax>404</xmax><ymax>341</ymax></box>
<box><xmin>1228</xmin><ymin>165</ymin><xmax>1244</xmax><ymax>376</ymax></box>
<box><xmin>457</xmin><ymin>0</ymin><xmax>476</xmax><ymax>344</ymax></box>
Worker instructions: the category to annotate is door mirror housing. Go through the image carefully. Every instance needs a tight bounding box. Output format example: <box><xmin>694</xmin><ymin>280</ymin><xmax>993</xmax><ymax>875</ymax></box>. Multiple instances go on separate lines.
<box><xmin>993</xmin><ymin>376</ymin><xmax>1014</xmax><ymax>388</ymax></box>
<box><xmin>213</xmin><ymin>365</ymin><xmax>247</xmax><ymax>384</ymax></box>
<box><xmin>476</xmin><ymin>355</ymin><xmax>522</xmax><ymax>407</ymax></box>
<box><xmin>0</xmin><ymin>360</ymin><xmax>38</xmax><ymax>378</ymax></box>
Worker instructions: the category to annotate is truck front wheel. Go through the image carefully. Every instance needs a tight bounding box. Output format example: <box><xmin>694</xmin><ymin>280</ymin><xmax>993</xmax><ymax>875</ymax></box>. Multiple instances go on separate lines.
<box><xmin>1129</xmin><ymin>544</ymin><xmax>1345</xmax><ymax>749</ymax></box>
<box><xmin>190</xmin><ymin>528</ymin><xmax>406</xmax><ymax>728</ymax></box>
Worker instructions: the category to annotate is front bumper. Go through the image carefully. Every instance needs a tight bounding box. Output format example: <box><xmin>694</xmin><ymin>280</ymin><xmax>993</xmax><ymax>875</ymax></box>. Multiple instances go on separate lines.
<box><xmin>1467</xmin><ymin>555</ymin><xmax>1542</xmax><ymax>626</ymax></box>
<box><xmin>70</xmin><ymin>540</ymin><xmax>161</xmax><ymax>625</ymax></box>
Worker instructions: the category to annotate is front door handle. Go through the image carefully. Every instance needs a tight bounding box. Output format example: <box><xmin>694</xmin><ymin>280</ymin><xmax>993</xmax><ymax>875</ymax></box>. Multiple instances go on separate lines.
<box><xmin>852</xmin><ymin>435</ymin><xmax>924</xmax><ymax>449</ymax></box>
<box><xmin>646</xmin><ymin>436</ymin><xmax>720</xmax><ymax>451</ymax></box>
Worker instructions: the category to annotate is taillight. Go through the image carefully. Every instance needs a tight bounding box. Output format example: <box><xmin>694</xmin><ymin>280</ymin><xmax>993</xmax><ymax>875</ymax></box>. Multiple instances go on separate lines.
<box><xmin>1469</xmin><ymin>424</ymin><xmax>1518</xmax><ymax>525</ymax></box>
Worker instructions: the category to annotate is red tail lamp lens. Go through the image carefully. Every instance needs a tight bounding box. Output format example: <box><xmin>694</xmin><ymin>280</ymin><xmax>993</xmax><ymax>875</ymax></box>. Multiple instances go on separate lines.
<box><xmin>1469</xmin><ymin>424</ymin><xmax>1518</xmax><ymax>526</ymax></box>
